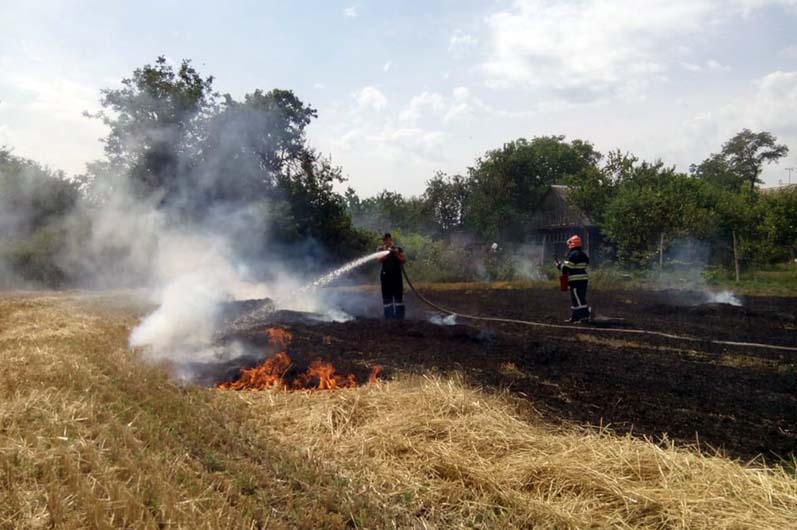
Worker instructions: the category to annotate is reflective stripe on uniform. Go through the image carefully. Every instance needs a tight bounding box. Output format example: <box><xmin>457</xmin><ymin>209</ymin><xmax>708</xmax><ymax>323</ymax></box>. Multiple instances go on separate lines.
<box><xmin>563</xmin><ymin>261</ymin><xmax>587</xmax><ymax>268</ymax></box>
<box><xmin>567</xmin><ymin>274</ymin><xmax>589</xmax><ymax>281</ymax></box>
<box><xmin>571</xmin><ymin>288</ymin><xmax>583</xmax><ymax>308</ymax></box>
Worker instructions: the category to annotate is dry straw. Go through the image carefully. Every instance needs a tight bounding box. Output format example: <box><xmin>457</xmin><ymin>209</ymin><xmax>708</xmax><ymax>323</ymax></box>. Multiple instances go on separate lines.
<box><xmin>238</xmin><ymin>376</ymin><xmax>797</xmax><ymax>530</ymax></box>
<box><xmin>2</xmin><ymin>293</ymin><xmax>795</xmax><ymax>529</ymax></box>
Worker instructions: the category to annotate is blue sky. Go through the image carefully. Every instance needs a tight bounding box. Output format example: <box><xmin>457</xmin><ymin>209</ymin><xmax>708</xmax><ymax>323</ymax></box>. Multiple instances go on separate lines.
<box><xmin>2</xmin><ymin>0</ymin><xmax>797</xmax><ymax>195</ymax></box>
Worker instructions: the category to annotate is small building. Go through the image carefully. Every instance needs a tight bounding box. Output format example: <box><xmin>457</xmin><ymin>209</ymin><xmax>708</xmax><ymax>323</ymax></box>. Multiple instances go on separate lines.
<box><xmin>528</xmin><ymin>185</ymin><xmax>605</xmax><ymax>264</ymax></box>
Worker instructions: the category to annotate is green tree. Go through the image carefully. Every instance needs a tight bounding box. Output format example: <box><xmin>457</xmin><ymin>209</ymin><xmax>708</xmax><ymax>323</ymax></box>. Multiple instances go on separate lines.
<box><xmin>465</xmin><ymin>136</ymin><xmax>601</xmax><ymax>241</ymax></box>
<box><xmin>276</xmin><ymin>149</ymin><xmax>369</xmax><ymax>255</ymax></box>
<box><xmin>90</xmin><ymin>57</ymin><xmax>367</xmax><ymax>259</ymax></box>
<box><xmin>690</xmin><ymin>153</ymin><xmax>742</xmax><ymax>192</ymax></box>
<box><xmin>345</xmin><ymin>190</ymin><xmax>432</xmax><ymax>235</ymax></box>
<box><xmin>0</xmin><ymin>148</ymin><xmax>79</xmax><ymax>234</ymax></box>
<box><xmin>601</xmin><ymin>160</ymin><xmax>716</xmax><ymax>266</ymax></box>
<box><xmin>423</xmin><ymin>172</ymin><xmax>469</xmax><ymax>235</ymax></box>
<box><xmin>93</xmin><ymin>56</ymin><xmax>216</xmax><ymax>201</ymax></box>
<box><xmin>754</xmin><ymin>187</ymin><xmax>797</xmax><ymax>263</ymax></box>
<box><xmin>711</xmin><ymin>187</ymin><xmax>764</xmax><ymax>281</ymax></box>
<box><xmin>0</xmin><ymin>148</ymin><xmax>81</xmax><ymax>285</ymax></box>
<box><xmin>692</xmin><ymin>129</ymin><xmax>789</xmax><ymax>191</ymax></box>
<box><xmin>196</xmin><ymin>89</ymin><xmax>318</xmax><ymax>204</ymax></box>
<box><xmin>566</xmin><ymin>150</ymin><xmax>638</xmax><ymax>224</ymax></box>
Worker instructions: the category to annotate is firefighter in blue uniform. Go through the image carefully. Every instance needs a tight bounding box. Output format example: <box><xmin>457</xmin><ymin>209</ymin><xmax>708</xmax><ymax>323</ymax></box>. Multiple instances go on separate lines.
<box><xmin>556</xmin><ymin>235</ymin><xmax>592</xmax><ymax>322</ymax></box>
<box><xmin>378</xmin><ymin>233</ymin><xmax>406</xmax><ymax>319</ymax></box>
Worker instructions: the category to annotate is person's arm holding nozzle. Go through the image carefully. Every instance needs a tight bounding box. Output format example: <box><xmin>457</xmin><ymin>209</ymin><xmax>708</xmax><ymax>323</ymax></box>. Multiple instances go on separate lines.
<box><xmin>393</xmin><ymin>246</ymin><xmax>406</xmax><ymax>264</ymax></box>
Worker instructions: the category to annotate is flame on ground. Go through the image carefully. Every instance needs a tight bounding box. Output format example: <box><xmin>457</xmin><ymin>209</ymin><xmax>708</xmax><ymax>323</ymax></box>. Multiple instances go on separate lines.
<box><xmin>218</xmin><ymin>327</ymin><xmax>380</xmax><ymax>391</ymax></box>
<box><xmin>266</xmin><ymin>327</ymin><xmax>293</xmax><ymax>349</ymax></box>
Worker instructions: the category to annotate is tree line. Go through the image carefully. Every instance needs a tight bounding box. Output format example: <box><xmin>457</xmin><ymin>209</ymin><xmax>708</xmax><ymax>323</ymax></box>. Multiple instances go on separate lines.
<box><xmin>346</xmin><ymin>131</ymin><xmax>794</xmax><ymax>278</ymax></box>
<box><xmin>1</xmin><ymin>57</ymin><xmax>371</xmax><ymax>286</ymax></box>
<box><xmin>1</xmin><ymin>56</ymin><xmax>794</xmax><ymax>286</ymax></box>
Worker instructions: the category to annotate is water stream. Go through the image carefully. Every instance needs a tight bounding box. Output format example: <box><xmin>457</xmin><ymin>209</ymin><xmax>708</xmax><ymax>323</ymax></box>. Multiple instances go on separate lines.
<box><xmin>232</xmin><ymin>250</ymin><xmax>390</xmax><ymax>327</ymax></box>
<box><xmin>295</xmin><ymin>250</ymin><xmax>389</xmax><ymax>294</ymax></box>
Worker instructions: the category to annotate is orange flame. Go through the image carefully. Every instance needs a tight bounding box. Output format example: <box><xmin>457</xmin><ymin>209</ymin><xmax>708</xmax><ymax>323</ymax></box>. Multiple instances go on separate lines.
<box><xmin>217</xmin><ymin>351</ymin><xmax>291</xmax><ymax>391</ymax></box>
<box><xmin>294</xmin><ymin>359</ymin><xmax>357</xmax><ymax>390</ymax></box>
<box><xmin>266</xmin><ymin>327</ymin><xmax>293</xmax><ymax>349</ymax></box>
<box><xmin>367</xmin><ymin>365</ymin><xmax>382</xmax><ymax>385</ymax></box>
<box><xmin>217</xmin><ymin>327</ymin><xmax>380</xmax><ymax>391</ymax></box>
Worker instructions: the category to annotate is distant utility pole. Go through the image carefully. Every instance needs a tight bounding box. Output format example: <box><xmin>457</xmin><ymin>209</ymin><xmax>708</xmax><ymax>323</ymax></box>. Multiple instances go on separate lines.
<box><xmin>787</xmin><ymin>167</ymin><xmax>795</xmax><ymax>185</ymax></box>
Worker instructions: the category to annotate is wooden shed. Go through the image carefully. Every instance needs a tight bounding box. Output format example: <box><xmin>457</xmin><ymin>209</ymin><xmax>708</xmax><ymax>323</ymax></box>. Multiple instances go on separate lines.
<box><xmin>528</xmin><ymin>185</ymin><xmax>605</xmax><ymax>265</ymax></box>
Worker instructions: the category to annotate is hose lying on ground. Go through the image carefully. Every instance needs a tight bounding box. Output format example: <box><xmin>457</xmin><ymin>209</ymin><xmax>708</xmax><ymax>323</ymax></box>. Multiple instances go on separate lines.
<box><xmin>401</xmin><ymin>267</ymin><xmax>797</xmax><ymax>353</ymax></box>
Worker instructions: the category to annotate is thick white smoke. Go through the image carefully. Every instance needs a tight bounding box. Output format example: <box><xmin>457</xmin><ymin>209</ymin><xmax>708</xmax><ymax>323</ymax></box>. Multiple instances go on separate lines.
<box><xmin>123</xmin><ymin>222</ymin><xmax>353</xmax><ymax>367</ymax></box>
<box><xmin>127</xmin><ymin>230</ymin><xmax>266</xmax><ymax>362</ymax></box>
<box><xmin>3</xmin><ymin>66</ymin><xmax>376</xmax><ymax>380</ymax></box>
<box><xmin>122</xmin><ymin>213</ymin><xmax>365</xmax><ymax>370</ymax></box>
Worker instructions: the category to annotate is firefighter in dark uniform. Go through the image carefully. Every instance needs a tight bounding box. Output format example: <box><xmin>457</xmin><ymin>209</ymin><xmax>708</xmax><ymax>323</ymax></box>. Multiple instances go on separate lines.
<box><xmin>556</xmin><ymin>235</ymin><xmax>591</xmax><ymax>322</ymax></box>
<box><xmin>378</xmin><ymin>233</ymin><xmax>406</xmax><ymax>319</ymax></box>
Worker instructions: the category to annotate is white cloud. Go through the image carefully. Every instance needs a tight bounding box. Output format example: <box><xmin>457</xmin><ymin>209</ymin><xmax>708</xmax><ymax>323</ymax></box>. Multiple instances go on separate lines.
<box><xmin>14</xmin><ymin>76</ymin><xmax>99</xmax><ymax>121</ymax></box>
<box><xmin>343</xmin><ymin>6</ymin><xmax>358</xmax><ymax>18</ymax></box>
<box><xmin>682</xmin><ymin>59</ymin><xmax>730</xmax><ymax>73</ymax></box>
<box><xmin>355</xmin><ymin>85</ymin><xmax>387</xmax><ymax>111</ymax></box>
<box><xmin>481</xmin><ymin>0</ymin><xmax>790</xmax><ymax>101</ymax></box>
<box><xmin>386</xmin><ymin>128</ymin><xmax>447</xmax><ymax>161</ymax></box>
<box><xmin>396</xmin><ymin>85</ymin><xmax>549</xmax><ymax>130</ymax></box>
<box><xmin>707</xmin><ymin>59</ymin><xmax>731</xmax><ymax>72</ymax></box>
<box><xmin>691</xmin><ymin>71</ymin><xmax>797</xmax><ymax>135</ymax></box>
<box><xmin>314</xmin><ymin>89</ymin><xmax>458</xmax><ymax>190</ymax></box>
<box><xmin>749</xmin><ymin>71</ymin><xmax>797</xmax><ymax>134</ymax></box>
<box><xmin>336</xmin><ymin>124</ymin><xmax>446</xmax><ymax>162</ymax></box>
<box><xmin>449</xmin><ymin>29</ymin><xmax>478</xmax><ymax>51</ymax></box>
<box><xmin>732</xmin><ymin>0</ymin><xmax>797</xmax><ymax>15</ymax></box>
<box><xmin>445</xmin><ymin>87</ymin><xmax>480</xmax><ymax>121</ymax></box>
<box><xmin>399</xmin><ymin>91</ymin><xmax>446</xmax><ymax>122</ymax></box>
<box><xmin>0</xmin><ymin>72</ymin><xmax>107</xmax><ymax>174</ymax></box>
<box><xmin>396</xmin><ymin>87</ymin><xmax>495</xmax><ymax>124</ymax></box>
<box><xmin>383</xmin><ymin>61</ymin><xmax>391</xmax><ymax>72</ymax></box>
<box><xmin>676</xmin><ymin>70</ymin><xmax>797</xmax><ymax>185</ymax></box>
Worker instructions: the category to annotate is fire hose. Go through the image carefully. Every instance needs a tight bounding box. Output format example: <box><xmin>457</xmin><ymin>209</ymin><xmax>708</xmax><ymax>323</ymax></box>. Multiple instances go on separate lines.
<box><xmin>401</xmin><ymin>266</ymin><xmax>797</xmax><ymax>353</ymax></box>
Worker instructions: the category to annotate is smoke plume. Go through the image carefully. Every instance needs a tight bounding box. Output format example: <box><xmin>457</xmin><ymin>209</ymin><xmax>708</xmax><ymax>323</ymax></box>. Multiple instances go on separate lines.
<box><xmin>658</xmin><ymin>238</ymin><xmax>742</xmax><ymax>306</ymax></box>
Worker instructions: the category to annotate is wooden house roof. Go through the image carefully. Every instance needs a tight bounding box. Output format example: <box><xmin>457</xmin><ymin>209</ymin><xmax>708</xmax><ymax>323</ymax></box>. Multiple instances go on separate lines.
<box><xmin>528</xmin><ymin>185</ymin><xmax>595</xmax><ymax>230</ymax></box>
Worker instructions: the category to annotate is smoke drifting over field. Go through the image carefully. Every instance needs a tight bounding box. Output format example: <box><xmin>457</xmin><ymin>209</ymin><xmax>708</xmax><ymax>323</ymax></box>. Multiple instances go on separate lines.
<box><xmin>61</xmin><ymin>63</ymin><xmax>385</xmax><ymax>377</ymax></box>
<box><xmin>658</xmin><ymin>238</ymin><xmax>743</xmax><ymax>306</ymax></box>
<box><xmin>105</xmin><ymin>187</ymin><xmax>353</xmax><ymax>375</ymax></box>
<box><xmin>4</xmin><ymin>71</ymin><xmax>368</xmax><ymax>379</ymax></box>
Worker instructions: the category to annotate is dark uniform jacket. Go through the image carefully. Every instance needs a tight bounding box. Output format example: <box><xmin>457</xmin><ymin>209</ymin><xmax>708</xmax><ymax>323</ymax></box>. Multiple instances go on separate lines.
<box><xmin>561</xmin><ymin>248</ymin><xmax>589</xmax><ymax>283</ymax></box>
<box><xmin>378</xmin><ymin>245</ymin><xmax>404</xmax><ymax>278</ymax></box>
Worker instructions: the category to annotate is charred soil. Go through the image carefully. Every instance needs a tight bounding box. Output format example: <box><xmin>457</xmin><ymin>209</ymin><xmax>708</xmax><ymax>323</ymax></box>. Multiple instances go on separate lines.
<box><xmin>221</xmin><ymin>286</ymin><xmax>796</xmax><ymax>462</ymax></box>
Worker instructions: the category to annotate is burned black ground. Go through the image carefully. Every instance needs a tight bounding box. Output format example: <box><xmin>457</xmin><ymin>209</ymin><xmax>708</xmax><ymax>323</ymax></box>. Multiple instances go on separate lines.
<box><xmin>221</xmin><ymin>286</ymin><xmax>796</xmax><ymax>461</ymax></box>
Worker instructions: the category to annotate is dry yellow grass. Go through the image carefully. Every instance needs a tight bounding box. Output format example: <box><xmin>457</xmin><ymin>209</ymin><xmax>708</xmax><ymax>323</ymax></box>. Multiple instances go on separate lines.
<box><xmin>0</xmin><ymin>293</ymin><xmax>393</xmax><ymax>529</ymax></box>
<box><xmin>236</xmin><ymin>377</ymin><xmax>797</xmax><ymax>530</ymax></box>
<box><xmin>1</xmin><ymin>291</ymin><xmax>795</xmax><ymax>529</ymax></box>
